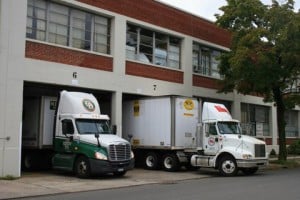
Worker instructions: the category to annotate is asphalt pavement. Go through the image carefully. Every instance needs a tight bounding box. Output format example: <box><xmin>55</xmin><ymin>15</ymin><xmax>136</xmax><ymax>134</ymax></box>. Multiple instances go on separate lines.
<box><xmin>0</xmin><ymin>160</ymin><xmax>296</xmax><ymax>200</ymax></box>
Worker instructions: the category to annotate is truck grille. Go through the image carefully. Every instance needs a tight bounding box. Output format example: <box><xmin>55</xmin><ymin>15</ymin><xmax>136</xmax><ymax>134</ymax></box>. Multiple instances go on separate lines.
<box><xmin>108</xmin><ymin>143</ymin><xmax>131</xmax><ymax>161</ymax></box>
<box><xmin>255</xmin><ymin>144</ymin><xmax>266</xmax><ymax>157</ymax></box>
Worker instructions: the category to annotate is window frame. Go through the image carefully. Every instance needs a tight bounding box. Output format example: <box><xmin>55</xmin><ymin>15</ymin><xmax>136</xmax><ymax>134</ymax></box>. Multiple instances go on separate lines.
<box><xmin>193</xmin><ymin>42</ymin><xmax>223</xmax><ymax>79</ymax></box>
<box><xmin>26</xmin><ymin>0</ymin><xmax>111</xmax><ymax>54</ymax></box>
<box><xmin>126</xmin><ymin>23</ymin><xmax>181</xmax><ymax>69</ymax></box>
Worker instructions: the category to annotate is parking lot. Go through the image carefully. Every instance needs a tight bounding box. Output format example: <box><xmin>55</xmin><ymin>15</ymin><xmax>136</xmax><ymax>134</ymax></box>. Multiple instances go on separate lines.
<box><xmin>0</xmin><ymin>159</ymin><xmax>293</xmax><ymax>200</ymax></box>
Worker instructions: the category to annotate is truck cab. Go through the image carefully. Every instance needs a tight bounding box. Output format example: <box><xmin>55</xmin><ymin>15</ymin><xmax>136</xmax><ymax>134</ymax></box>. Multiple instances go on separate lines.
<box><xmin>51</xmin><ymin>91</ymin><xmax>134</xmax><ymax>178</ymax></box>
<box><xmin>191</xmin><ymin>102</ymin><xmax>268</xmax><ymax>176</ymax></box>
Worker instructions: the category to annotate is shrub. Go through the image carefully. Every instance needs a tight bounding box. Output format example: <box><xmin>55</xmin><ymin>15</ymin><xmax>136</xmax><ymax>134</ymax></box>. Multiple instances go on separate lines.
<box><xmin>287</xmin><ymin>140</ymin><xmax>300</xmax><ymax>155</ymax></box>
<box><xmin>269</xmin><ymin>149</ymin><xmax>276</xmax><ymax>157</ymax></box>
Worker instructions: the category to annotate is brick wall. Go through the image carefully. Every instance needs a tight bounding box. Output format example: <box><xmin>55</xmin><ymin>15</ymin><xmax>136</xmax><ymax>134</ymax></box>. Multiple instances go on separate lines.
<box><xmin>25</xmin><ymin>41</ymin><xmax>113</xmax><ymax>71</ymax></box>
<box><xmin>126</xmin><ymin>61</ymin><xmax>183</xmax><ymax>83</ymax></box>
<box><xmin>78</xmin><ymin>0</ymin><xmax>231</xmax><ymax>47</ymax></box>
<box><xmin>193</xmin><ymin>74</ymin><xmax>221</xmax><ymax>90</ymax></box>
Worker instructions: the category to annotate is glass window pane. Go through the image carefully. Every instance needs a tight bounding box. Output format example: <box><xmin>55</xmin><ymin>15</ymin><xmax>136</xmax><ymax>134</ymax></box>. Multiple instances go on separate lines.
<box><xmin>95</xmin><ymin>16</ymin><xmax>108</xmax><ymax>25</ymax></box>
<box><xmin>48</xmin><ymin>2</ymin><xmax>69</xmax><ymax>46</ymax></box>
<box><xmin>26</xmin><ymin>0</ymin><xmax>46</xmax><ymax>41</ymax></box>
<box><xmin>94</xmin><ymin>43</ymin><xmax>108</xmax><ymax>53</ymax></box>
<box><xmin>36</xmin><ymin>31</ymin><xmax>46</xmax><ymax>41</ymax></box>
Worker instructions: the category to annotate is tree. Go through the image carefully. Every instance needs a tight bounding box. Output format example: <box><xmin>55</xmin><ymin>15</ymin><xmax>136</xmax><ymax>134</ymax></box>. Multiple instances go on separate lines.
<box><xmin>215</xmin><ymin>0</ymin><xmax>300</xmax><ymax>161</ymax></box>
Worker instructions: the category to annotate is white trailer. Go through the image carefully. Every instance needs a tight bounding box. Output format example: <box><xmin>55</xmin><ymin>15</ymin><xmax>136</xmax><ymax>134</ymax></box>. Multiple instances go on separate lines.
<box><xmin>123</xmin><ymin>96</ymin><xmax>199</xmax><ymax>171</ymax></box>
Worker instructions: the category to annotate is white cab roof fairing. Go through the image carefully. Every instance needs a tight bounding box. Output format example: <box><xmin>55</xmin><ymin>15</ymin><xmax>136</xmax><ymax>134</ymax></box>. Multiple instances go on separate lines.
<box><xmin>202</xmin><ymin>102</ymin><xmax>233</xmax><ymax>122</ymax></box>
<box><xmin>58</xmin><ymin>91</ymin><xmax>101</xmax><ymax>115</ymax></box>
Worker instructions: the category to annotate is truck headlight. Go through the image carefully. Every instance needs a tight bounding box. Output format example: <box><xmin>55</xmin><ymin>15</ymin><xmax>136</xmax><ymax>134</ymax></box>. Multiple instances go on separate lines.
<box><xmin>242</xmin><ymin>154</ymin><xmax>253</xmax><ymax>159</ymax></box>
<box><xmin>131</xmin><ymin>151</ymin><xmax>135</xmax><ymax>159</ymax></box>
<box><xmin>95</xmin><ymin>152</ymin><xmax>107</xmax><ymax>160</ymax></box>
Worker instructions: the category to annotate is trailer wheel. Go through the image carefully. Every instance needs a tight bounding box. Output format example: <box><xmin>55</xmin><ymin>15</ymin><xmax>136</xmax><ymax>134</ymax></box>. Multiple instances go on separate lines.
<box><xmin>75</xmin><ymin>156</ymin><xmax>91</xmax><ymax>178</ymax></box>
<box><xmin>162</xmin><ymin>153</ymin><xmax>180</xmax><ymax>172</ymax></box>
<box><xmin>144</xmin><ymin>152</ymin><xmax>160</xmax><ymax>170</ymax></box>
<box><xmin>218</xmin><ymin>155</ymin><xmax>238</xmax><ymax>176</ymax></box>
<box><xmin>241</xmin><ymin>167</ymin><xmax>258</xmax><ymax>176</ymax></box>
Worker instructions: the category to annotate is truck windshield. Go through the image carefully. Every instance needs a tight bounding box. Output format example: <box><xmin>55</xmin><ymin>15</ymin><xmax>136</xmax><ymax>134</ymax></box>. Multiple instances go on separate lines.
<box><xmin>217</xmin><ymin>122</ymin><xmax>241</xmax><ymax>135</ymax></box>
<box><xmin>76</xmin><ymin>119</ymin><xmax>111</xmax><ymax>135</ymax></box>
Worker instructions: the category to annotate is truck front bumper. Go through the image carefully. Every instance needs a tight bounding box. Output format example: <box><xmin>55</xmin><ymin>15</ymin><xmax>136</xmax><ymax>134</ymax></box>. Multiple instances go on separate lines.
<box><xmin>89</xmin><ymin>158</ymin><xmax>135</xmax><ymax>175</ymax></box>
<box><xmin>236</xmin><ymin>159</ymin><xmax>268</xmax><ymax>168</ymax></box>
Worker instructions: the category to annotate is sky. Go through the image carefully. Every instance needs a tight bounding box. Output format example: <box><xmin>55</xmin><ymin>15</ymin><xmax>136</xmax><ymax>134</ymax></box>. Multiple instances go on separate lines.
<box><xmin>158</xmin><ymin>0</ymin><xmax>300</xmax><ymax>21</ymax></box>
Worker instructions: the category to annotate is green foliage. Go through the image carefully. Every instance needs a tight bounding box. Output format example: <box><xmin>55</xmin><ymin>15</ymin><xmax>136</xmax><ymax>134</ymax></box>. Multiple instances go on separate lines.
<box><xmin>287</xmin><ymin>140</ymin><xmax>300</xmax><ymax>155</ymax></box>
<box><xmin>216</xmin><ymin>0</ymin><xmax>300</xmax><ymax>102</ymax></box>
<box><xmin>269</xmin><ymin>149</ymin><xmax>277</xmax><ymax>157</ymax></box>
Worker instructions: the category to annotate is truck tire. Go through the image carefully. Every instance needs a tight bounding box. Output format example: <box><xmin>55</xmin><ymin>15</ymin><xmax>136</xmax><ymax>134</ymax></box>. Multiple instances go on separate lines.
<box><xmin>144</xmin><ymin>152</ymin><xmax>160</xmax><ymax>170</ymax></box>
<box><xmin>22</xmin><ymin>153</ymin><xmax>39</xmax><ymax>170</ymax></box>
<box><xmin>218</xmin><ymin>155</ymin><xmax>238</xmax><ymax>176</ymax></box>
<box><xmin>162</xmin><ymin>153</ymin><xmax>180</xmax><ymax>172</ymax></box>
<box><xmin>22</xmin><ymin>154</ymin><xmax>34</xmax><ymax>170</ymax></box>
<box><xmin>241</xmin><ymin>167</ymin><xmax>258</xmax><ymax>175</ymax></box>
<box><xmin>74</xmin><ymin>156</ymin><xmax>91</xmax><ymax>178</ymax></box>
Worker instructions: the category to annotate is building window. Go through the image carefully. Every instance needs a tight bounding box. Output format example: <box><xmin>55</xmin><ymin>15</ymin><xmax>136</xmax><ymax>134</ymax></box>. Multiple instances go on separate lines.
<box><xmin>241</xmin><ymin>103</ymin><xmax>270</xmax><ymax>137</ymax></box>
<box><xmin>193</xmin><ymin>42</ymin><xmax>222</xmax><ymax>78</ymax></box>
<box><xmin>285</xmin><ymin>110</ymin><xmax>299</xmax><ymax>137</ymax></box>
<box><xmin>126</xmin><ymin>24</ymin><xmax>181</xmax><ymax>69</ymax></box>
<box><xmin>48</xmin><ymin>3</ymin><xmax>69</xmax><ymax>46</ymax></box>
<box><xmin>27</xmin><ymin>0</ymin><xmax>47</xmax><ymax>41</ymax></box>
<box><xmin>26</xmin><ymin>0</ymin><xmax>110</xmax><ymax>54</ymax></box>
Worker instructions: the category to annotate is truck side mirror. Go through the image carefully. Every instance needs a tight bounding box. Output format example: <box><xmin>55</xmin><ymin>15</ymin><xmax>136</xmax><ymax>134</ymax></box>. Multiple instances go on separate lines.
<box><xmin>62</xmin><ymin>119</ymin><xmax>74</xmax><ymax>136</ymax></box>
<box><xmin>112</xmin><ymin>125</ymin><xmax>117</xmax><ymax>135</ymax></box>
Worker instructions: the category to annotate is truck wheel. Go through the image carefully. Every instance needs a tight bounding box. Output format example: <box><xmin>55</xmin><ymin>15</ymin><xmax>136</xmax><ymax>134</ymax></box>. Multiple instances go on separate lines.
<box><xmin>241</xmin><ymin>167</ymin><xmax>258</xmax><ymax>175</ymax></box>
<box><xmin>75</xmin><ymin>156</ymin><xmax>91</xmax><ymax>178</ymax></box>
<box><xmin>22</xmin><ymin>153</ymin><xmax>39</xmax><ymax>170</ymax></box>
<box><xmin>218</xmin><ymin>155</ymin><xmax>238</xmax><ymax>176</ymax></box>
<box><xmin>162</xmin><ymin>153</ymin><xmax>180</xmax><ymax>172</ymax></box>
<box><xmin>23</xmin><ymin>154</ymin><xmax>33</xmax><ymax>170</ymax></box>
<box><xmin>144</xmin><ymin>152</ymin><xmax>160</xmax><ymax>170</ymax></box>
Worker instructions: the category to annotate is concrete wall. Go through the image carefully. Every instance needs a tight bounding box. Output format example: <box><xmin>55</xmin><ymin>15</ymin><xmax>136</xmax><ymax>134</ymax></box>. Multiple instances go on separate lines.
<box><xmin>0</xmin><ymin>0</ymin><xmax>27</xmax><ymax>177</ymax></box>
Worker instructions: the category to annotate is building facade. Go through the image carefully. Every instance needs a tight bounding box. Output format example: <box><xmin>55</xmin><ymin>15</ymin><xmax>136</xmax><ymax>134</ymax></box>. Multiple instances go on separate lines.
<box><xmin>0</xmin><ymin>0</ymin><xmax>299</xmax><ymax>177</ymax></box>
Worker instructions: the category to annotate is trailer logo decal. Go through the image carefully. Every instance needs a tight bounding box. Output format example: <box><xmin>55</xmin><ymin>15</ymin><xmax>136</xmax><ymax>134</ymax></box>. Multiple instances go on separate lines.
<box><xmin>133</xmin><ymin>100</ymin><xmax>140</xmax><ymax>117</ymax></box>
<box><xmin>82</xmin><ymin>99</ymin><xmax>95</xmax><ymax>112</ymax></box>
<box><xmin>208</xmin><ymin>137</ymin><xmax>216</xmax><ymax>146</ymax></box>
<box><xmin>183</xmin><ymin>99</ymin><xmax>194</xmax><ymax>110</ymax></box>
<box><xmin>214</xmin><ymin>105</ymin><xmax>228</xmax><ymax>113</ymax></box>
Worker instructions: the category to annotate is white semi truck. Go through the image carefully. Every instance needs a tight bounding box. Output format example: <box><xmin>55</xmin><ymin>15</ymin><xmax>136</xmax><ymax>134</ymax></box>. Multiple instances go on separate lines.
<box><xmin>22</xmin><ymin>90</ymin><xmax>134</xmax><ymax>178</ymax></box>
<box><xmin>123</xmin><ymin>96</ymin><xmax>268</xmax><ymax>176</ymax></box>
<box><xmin>190</xmin><ymin>102</ymin><xmax>268</xmax><ymax>176</ymax></box>
<box><xmin>123</xmin><ymin>96</ymin><xmax>200</xmax><ymax>171</ymax></box>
